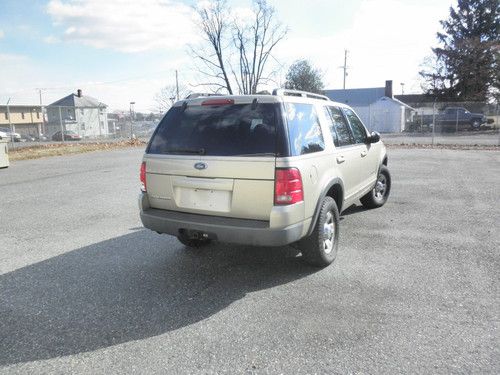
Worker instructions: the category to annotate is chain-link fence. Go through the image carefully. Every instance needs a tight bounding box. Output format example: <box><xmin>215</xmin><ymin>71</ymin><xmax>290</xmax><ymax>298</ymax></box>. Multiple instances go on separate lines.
<box><xmin>356</xmin><ymin>100</ymin><xmax>500</xmax><ymax>146</ymax></box>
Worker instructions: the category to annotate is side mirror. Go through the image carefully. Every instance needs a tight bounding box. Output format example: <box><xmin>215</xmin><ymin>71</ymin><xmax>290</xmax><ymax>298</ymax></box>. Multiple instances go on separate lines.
<box><xmin>368</xmin><ymin>131</ymin><xmax>380</xmax><ymax>144</ymax></box>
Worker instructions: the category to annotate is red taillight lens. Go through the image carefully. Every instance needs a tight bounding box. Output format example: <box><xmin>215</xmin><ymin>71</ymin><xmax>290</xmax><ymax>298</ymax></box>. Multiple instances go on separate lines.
<box><xmin>274</xmin><ymin>168</ymin><xmax>303</xmax><ymax>205</ymax></box>
<box><xmin>140</xmin><ymin>162</ymin><xmax>146</xmax><ymax>192</ymax></box>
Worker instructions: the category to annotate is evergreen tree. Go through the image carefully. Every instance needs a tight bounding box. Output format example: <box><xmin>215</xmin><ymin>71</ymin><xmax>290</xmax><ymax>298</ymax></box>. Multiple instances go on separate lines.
<box><xmin>285</xmin><ymin>60</ymin><xmax>324</xmax><ymax>94</ymax></box>
<box><xmin>420</xmin><ymin>0</ymin><xmax>499</xmax><ymax>102</ymax></box>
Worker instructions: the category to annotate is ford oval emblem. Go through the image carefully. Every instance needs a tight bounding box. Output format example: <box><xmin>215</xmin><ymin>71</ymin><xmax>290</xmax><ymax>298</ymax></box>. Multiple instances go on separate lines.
<box><xmin>194</xmin><ymin>162</ymin><xmax>207</xmax><ymax>170</ymax></box>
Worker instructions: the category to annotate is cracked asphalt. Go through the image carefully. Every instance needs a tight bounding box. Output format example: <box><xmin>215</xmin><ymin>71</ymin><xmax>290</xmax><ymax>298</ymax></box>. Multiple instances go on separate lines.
<box><xmin>0</xmin><ymin>147</ymin><xmax>499</xmax><ymax>374</ymax></box>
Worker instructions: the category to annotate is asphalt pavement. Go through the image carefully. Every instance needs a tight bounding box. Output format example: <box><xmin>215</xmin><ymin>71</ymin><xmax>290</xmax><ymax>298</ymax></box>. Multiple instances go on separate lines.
<box><xmin>0</xmin><ymin>147</ymin><xmax>499</xmax><ymax>374</ymax></box>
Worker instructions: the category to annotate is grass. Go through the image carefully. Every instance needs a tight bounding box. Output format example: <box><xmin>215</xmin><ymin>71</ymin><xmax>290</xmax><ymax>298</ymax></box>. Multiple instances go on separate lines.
<box><xmin>8</xmin><ymin>139</ymin><xmax>147</xmax><ymax>161</ymax></box>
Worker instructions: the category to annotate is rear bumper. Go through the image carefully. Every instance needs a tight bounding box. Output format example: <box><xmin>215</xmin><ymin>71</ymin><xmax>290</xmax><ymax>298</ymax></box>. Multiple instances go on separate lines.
<box><xmin>139</xmin><ymin>193</ymin><xmax>308</xmax><ymax>247</ymax></box>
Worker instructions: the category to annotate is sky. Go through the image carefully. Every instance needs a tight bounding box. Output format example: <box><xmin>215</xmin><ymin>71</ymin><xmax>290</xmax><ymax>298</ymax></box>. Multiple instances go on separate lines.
<box><xmin>0</xmin><ymin>0</ymin><xmax>453</xmax><ymax>112</ymax></box>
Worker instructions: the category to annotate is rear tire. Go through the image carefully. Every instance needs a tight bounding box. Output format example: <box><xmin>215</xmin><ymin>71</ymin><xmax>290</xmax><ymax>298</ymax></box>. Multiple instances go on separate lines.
<box><xmin>360</xmin><ymin>165</ymin><xmax>391</xmax><ymax>209</ymax></box>
<box><xmin>177</xmin><ymin>233</ymin><xmax>212</xmax><ymax>248</ymax></box>
<box><xmin>299</xmin><ymin>197</ymin><xmax>339</xmax><ymax>267</ymax></box>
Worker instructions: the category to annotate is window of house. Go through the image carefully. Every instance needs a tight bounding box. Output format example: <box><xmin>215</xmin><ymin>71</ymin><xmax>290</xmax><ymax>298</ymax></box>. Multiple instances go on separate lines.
<box><xmin>36</xmin><ymin>111</ymin><xmax>40</xmax><ymax>119</ymax></box>
<box><xmin>4</xmin><ymin>112</ymin><xmax>7</xmax><ymax>120</ymax></box>
<box><xmin>21</xmin><ymin>112</ymin><xmax>25</xmax><ymax>119</ymax></box>
<box><xmin>343</xmin><ymin>108</ymin><xmax>368</xmax><ymax>144</ymax></box>
<box><xmin>326</xmin><ymin>106</ymin><xmax>353</xmax><ymax>147</ymax></box>
<box><xmin>285</xmin><ymin>103</ymin><xmax>325</xmax><ymax>156</ymax></box>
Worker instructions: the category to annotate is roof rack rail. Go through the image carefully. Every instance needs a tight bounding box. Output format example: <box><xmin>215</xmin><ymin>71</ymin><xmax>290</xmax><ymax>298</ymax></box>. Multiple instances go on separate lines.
<box><xmin>185</xmin><ymin>93</ymin><xmax>222</xmax><ymax>99</ymax></box>
<box><xmin>272</xmin><ymin>88</ymin><xmax>329</xmax><ymax>101</ymax></box>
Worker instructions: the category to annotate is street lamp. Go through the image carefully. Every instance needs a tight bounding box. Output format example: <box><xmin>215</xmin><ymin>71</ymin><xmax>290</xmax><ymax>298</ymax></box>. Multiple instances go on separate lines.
<box><xmin>129</xmin><ymin>101</ymin><xmax>135</xmax><ymax>139</ymax></box>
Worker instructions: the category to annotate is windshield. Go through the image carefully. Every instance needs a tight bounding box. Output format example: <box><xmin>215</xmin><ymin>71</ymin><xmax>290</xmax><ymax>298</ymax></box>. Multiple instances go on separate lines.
<box><xmin>147</xmin><ymin>103</ymin><xmax>279</xmax><ymax>156</ymax></box>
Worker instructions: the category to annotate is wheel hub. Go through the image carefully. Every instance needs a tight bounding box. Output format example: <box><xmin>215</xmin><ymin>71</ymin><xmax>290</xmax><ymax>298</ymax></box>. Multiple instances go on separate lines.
<box><xmin>323</xmin><ymin>211</ymin><xmax>335</xmax><ymax>254</ymax></box>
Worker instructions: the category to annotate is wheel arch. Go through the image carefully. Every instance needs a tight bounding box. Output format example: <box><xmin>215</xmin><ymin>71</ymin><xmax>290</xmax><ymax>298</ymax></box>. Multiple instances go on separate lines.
<box><xmin>306</xmin><ymin>178</ymin><xmax>344</xmax><ymax>237</ymax></box>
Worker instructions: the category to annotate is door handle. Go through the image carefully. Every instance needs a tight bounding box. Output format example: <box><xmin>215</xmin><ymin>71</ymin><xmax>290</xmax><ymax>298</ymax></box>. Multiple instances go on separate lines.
<box><xmin>361</xmin><ymin>150</ymin><xmax>368</xmax><ymax>157</ymax></box>
<box><xmin>336</xmin><ymin>156</ymin><xmax>345</xmax><ymax>164</ymax></box>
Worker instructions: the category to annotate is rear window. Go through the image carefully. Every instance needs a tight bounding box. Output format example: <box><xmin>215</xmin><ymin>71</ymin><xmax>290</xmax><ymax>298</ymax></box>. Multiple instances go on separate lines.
<box><xmin>147</xmin><ymin>103</ymin><xmax>278</xmax><ymax>156</ymax></box>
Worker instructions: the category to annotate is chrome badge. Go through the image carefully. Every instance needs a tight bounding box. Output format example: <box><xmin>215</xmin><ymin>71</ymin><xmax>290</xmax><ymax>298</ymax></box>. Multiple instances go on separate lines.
<box><xmin>194</xmin><ymin>162</ymin><xmax>208</xmax><ymax>170</ymax></box>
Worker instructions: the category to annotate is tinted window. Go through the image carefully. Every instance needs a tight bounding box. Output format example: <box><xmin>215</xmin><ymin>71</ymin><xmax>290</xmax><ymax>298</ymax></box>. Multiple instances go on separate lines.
<box><xmin>344</xmin><ymin>108</ymin><xmax>367</xmax><ymax>144</ymax></box>
<box><xmin>326</xmin><ymin>106</ymin><xmax>353</xmax><ymax>147</ymax></box>
<box><xmin>321</xmin><ymin>106</ymin><xmax>338</xmax><ymax>146</ymax></box>
<box><xmin>148</xmin><ymin>103</ymin><xmax>278</xmax><ymax>156</ymax></box>
<box><xmin>285</xmin><ymin>103</ymin><xmax>324</xmax><ymax>156</ymax></box>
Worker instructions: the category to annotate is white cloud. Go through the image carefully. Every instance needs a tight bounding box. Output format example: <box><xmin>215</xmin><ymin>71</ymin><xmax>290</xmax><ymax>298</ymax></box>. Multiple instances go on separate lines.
<box><xmin>46</xmin><ymin>0</ymin><xmax>200</xmax><ymax>53</ymax></box>
<box><xmin>43</xmin><ymin>35</ymin><xmax>60</xmax><ymax>44</ymax></box>
<box><xmin>0</xmin><ymin>30</ymin><xmax>4</xmax><ymax>39</ymax></box>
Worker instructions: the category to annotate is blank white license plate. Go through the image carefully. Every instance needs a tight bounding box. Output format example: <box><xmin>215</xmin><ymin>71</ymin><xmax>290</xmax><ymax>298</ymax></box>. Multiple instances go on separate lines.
<box><xmin>175</xmin><ymin>187</ymin><xmax>231</xmax><ymax>212</ymax></box>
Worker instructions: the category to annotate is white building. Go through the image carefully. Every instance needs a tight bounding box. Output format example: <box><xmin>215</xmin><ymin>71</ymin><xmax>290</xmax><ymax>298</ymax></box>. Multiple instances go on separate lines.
<box><xmin>324</xmin><ymin>81</ymin><xmax>415</xmax><ymax>133</ymax></box>
<box><xmin>46</xmin><ymin>89</ymin><xmax>109</xmax><ymax>138</ymax></box>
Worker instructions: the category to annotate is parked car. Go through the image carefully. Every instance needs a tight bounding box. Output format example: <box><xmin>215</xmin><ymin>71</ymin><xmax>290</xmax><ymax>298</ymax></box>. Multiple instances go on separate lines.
<box><xmin>51</xmin><ymin>130</ymin><xmax>82</xmax><ymax>141</ymax></box>
<box><xmin>0</xmin><ymin>127</ymin><xmax>22</xmax><ymax>142</ymax></box>
<box><xmin>138</xmin><ymin>89</ymin><xmax>390</xmax><ymax>267</ymax></box>
<box><xmin>34</xmin><ymin>134</ymin><xmax>49</xmax><ymax>142</ymax></box>
<box><xmin>436</xmin><ymin>107</ymin><xmax>487</xmax><ymax>131</ymax></box>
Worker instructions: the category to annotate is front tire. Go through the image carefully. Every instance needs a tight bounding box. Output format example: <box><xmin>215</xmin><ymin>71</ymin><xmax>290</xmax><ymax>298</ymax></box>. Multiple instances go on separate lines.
<box><xmin>471</xmin><ymin>119</ymin><xmax>481</xmax><ymax>130</ymax></box>
<box><xmin>299</xmin><ymin>197</ymin><xmax>340</xmax><ymax>267</ymax></box>
<box><xmin>360</xmin><ymin>165</ymin><xmax>391</xmax><ymax>209</ymax></box>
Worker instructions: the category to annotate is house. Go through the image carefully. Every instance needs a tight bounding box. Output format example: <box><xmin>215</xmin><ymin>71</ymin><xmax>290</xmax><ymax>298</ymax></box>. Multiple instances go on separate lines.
<box><xmin>46</xmin><ymin>89</ymin><xmax>109</xmax><ymax>138</ymax></box>
<box><xmin>0</xmin><ymin>105</ymin><xmax>44</xmax><ymax>137</ymax></box>
<box><xmin>324</xmin><ymin>81</ymin><xmax>415</xmax><ymax>133</ymax></box>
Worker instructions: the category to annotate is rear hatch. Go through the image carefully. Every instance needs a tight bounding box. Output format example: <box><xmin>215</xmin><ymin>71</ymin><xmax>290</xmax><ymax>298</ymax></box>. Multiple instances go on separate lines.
<box><xmin>144</xmin><ymin>97</ymin><xmax>284</xmax><ymax>221</ymax></box>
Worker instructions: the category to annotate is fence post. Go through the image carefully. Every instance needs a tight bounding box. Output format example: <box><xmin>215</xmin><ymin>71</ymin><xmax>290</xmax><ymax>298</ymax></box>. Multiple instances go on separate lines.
<box><xmin>58</xmin><ymin>106</ymin><xmax>65</xmax><ymax>143</ymax></box>
<box><xmin>432</xmin><ymin>101</ymin><xmax>436</xmax><ymax>145</ymax></box>
<box><xmin>497</xmin><ymin>102</ymin><xmax>499</xmax><ymax>146</ymax></box>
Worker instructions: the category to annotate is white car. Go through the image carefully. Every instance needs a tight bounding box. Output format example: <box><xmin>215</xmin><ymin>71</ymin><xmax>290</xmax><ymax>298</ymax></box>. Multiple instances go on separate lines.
<box><xmin>0</xmin><ymin>127</ymin><xmax>21</xmax><ymax>142</ymax></box>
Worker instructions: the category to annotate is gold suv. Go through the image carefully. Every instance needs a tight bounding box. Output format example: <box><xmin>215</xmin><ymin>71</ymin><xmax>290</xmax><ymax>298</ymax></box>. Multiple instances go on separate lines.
<box><xmin>139</xmin><ymin>89</ymin><xmax>390</xmax><ymax>267</ymax></box>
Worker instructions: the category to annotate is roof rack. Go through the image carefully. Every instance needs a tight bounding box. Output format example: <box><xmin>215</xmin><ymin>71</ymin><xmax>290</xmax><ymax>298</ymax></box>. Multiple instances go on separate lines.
<box><xmin>185</xmin><ymin>93</ymin><xmax>222</xmax><ymax>99</ymax></box>
<box><xmin>272</xmin><ymin>88</ymin><xmax>329</xmax><ymax>101</ymax></box>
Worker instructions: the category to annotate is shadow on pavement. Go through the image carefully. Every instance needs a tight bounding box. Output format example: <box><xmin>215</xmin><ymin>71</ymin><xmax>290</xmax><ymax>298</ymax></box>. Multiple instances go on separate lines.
<box><xmin>0</xmin><ymin>230</ymin><xmax>316</xmax><ymax>366</ymax></box>
<box><xmin>340</xmin><ymin>204</ymin><xmax>368</xmax><ymax>217</ymax></box>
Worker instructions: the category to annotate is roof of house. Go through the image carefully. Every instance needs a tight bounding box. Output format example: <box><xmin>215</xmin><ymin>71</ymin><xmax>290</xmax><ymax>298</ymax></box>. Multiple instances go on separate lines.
<box><xmin>377</xmin><ymin>96</ymin><xmax>415</xmax><ymax>110</ymax></box>
<box><xmin>0</xmin><ymin>105</ymin><xmax>42</xmax><ymax>110</ymax></box>
<box><xmin>394</xmin><ymin>94</ymin><xmax>437</xmax><ymax>104</ymax></box>
<box><xmin>324</xmin><ymin>87</ymin><xmax>386</xmax><ymax>107</ymax></box>
<box><xmin>48</xmin><ymin>93</ymin><xmax>107</xmax><ymax>108</ymax></box>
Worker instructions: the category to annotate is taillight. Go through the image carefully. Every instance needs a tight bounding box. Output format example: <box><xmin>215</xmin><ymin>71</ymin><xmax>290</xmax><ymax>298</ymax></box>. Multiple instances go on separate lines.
<box><xmin>274</xmin><ymin>168</ymin><xmax>303</xmax><ymax>205</ymax></box>
<box><xmin>140</xmin><ymin>162</ymin><xmax>146</xmax><ymax>192</ymax></box>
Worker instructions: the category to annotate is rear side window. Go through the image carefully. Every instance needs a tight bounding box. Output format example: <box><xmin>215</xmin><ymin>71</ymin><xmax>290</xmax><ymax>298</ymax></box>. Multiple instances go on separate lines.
<box><xmin>326</xmin><ymin>106</ymin><xmax>353</xmax><ymax>147</ymax></box>
<box><xmin>285</xmin><ymin>103</ymin><xmax>324</xmax><ymax>156</ymax></box>
<box><xmin>147</xmin><ymin>103</ymin><xmax>278</xmax><ymax>156</ymax></box>
<box><xmin>344</xmin><ymin>108</ymin><xmax>367</xmax><ymax>144</ymax></box>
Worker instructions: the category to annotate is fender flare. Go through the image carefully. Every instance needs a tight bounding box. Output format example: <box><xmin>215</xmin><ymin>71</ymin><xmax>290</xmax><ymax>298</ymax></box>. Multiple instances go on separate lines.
<box><xmin>306</xmin><ymin>178</ymin><xmax>344</xmax><ymax>237</ymax></box>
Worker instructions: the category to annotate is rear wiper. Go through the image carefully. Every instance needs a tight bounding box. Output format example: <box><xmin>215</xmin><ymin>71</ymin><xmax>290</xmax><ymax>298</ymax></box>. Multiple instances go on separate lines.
<box><xmin>165</xmin><ymin>147</ymin><xmax>206</xmax><ymax>155</ymax></box>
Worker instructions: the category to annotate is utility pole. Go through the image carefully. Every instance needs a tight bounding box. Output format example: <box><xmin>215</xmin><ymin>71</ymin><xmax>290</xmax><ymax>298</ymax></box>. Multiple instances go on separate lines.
<box><xmin>129</xmin><ymin>101</ymin><xmax>135</xmax><ymax>139</ymax></box>
<box><xmin>6</xmin><ymin>98</ymin><xmax>13</xmax><ymax>144</ymax></box>
<box><xmin>341</xmin><ymin>50</ymin><xmax>348</xmax><ymax>90</ymax></box>
<box><xmin>175</xmin><ymin>70</ymin><xmax>179</xmax><ymax>101</ymax></box>
<box><xmin>36</xmin><ymin>88</ymin><xmax>46</xmax><ymax>137</ymax></box>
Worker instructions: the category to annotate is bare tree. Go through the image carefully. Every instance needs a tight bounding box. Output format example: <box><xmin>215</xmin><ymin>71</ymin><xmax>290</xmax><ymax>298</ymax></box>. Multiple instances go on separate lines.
<box><xmin>154</xmin><ymin>84</ymin><xmax>190</xmax><ymax>113</ymax></box>
<box><xmin>191</xmin><ymin>0</ymin><xmax>287</xmax><ymax>94</ymax></box>
<box><xmin>191</xmin><ymin>0</ymin><xmax>234</xmax><ymax>94</ymax></box>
